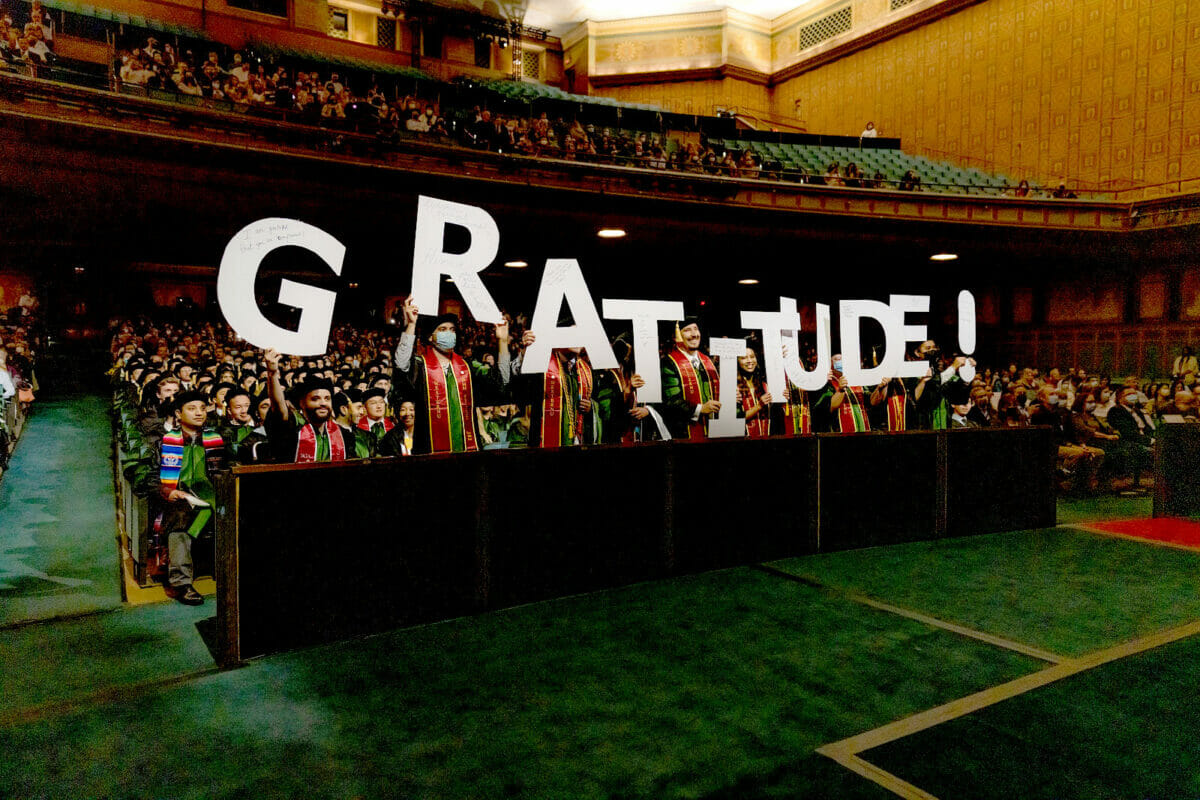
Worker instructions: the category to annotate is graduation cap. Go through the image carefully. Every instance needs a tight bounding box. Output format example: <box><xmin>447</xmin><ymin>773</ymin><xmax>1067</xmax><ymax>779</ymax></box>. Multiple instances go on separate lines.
<box><xmin>172</xmin><ymin>390</ymin><xmax>208</xmax><ymax>412</ymax></box>
<box><xmin>362</xmin><ymin>386</ymin><xmax>388</xmax><ymax>402</ymax></box>
<box><xmin>332</xmin><ymin>391</ymin><xmax>351</xmax><ymax>413</ymax></box>
<box><xmin>214</xmin><ymin>381</ymin><xmax>238</xmax><ymax>394</ymax></box>
<box><xmin>225</xmin><ymin>388</ymin><xmax>252</xmax><ymax>406</ymax></box>
<box><xmin>294</xmin><ymin>376</ymin><xmax>334</xmax><ymax>399</ymax></box>
<box><xmin>473</xmin><ymin>377</ymin><xmax>504</xmax><ymax>408</ymax></box>
<box><xmin>424</xmin><ymin>313</ymin><xmax>459</xmax><ymax>336</ymax></box>
<box><xmin>675</xmin><ymin>314</ymin><xmax>702</xmax><ymax>343</ymax></box>
<box><xmin>944</xmin><ymin>380</ymin><xmax>971</xmax><ymax>406</ymax></box>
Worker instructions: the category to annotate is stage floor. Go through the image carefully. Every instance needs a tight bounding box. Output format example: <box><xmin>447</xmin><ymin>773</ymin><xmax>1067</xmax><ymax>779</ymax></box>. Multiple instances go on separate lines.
<box><xmin>4</xmin><ymin>398</ymin><xmax>1199</xmax><ymax>798</ymax></box>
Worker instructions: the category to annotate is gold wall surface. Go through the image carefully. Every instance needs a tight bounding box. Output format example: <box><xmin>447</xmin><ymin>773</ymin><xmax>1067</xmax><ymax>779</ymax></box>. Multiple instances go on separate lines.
<box><xmin>600</xmin><ymin>77</ymin><xmax>771</xmax><ymax>118</ymax></box>
<box><xmin>772</xmin><ymin>0</ymin><xmax>1200</xmax><ymax>190</ymax></box>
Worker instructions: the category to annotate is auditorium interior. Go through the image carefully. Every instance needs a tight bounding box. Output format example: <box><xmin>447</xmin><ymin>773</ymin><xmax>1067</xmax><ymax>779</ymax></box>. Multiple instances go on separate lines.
<box><xmin>2</xmin><ymin>0</ymin><xmax>1200</xmax><ymax>796</ymax></box>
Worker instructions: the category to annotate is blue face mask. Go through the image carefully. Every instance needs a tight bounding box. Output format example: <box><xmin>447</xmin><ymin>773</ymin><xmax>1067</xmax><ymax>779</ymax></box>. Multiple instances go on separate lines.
<box><xmin>833</xmin><ymin>360</ymin><xmax>844</xmax><ymax>372</ymax></box>
<box><xmin>433</xmin><ymin>330</ymin><xmax>457</xmax><ymax>351</ymax></box>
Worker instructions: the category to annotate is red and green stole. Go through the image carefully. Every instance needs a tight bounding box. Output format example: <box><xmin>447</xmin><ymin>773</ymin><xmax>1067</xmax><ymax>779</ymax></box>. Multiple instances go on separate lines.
<box><xmin>782</xmin><ymin>384</ymin><xmax>811</xmax><ymax>435</ymax></box>
<box><xmin>835</xmin><ymin>385</ymin><xmax>871</xmax><ymax>433</ymax></box>
<box><xmin>357</xmin><ymin>417</ymin><xmax>396</xmax><ymax>435</ymax></box>
<box><xmin>421</xmin><ymin>349</ymin><xmax>477</xmax><ymax>453</ymax></box>
<box><xmin>541</xmin><ymin>353</ymin><xmax>593</xmax><ymax>448</ymax></box>
<box><xmin>885</xmin><ymin>381</ymin><xmax>907</xmax><ymax>432</ymax></box>
<box><xmin>295</xmin><ymin>419</ymin><xmax>348</xmax><ymax>463</ymax></box>
<box><xmin>611</xmin><ymin>368</ymin><xmax>637</xmax><ymax>445</ymax></box>
<box><xmin>740</xmin><ymin>376</ymin><xmax>770</xmax><ymax>438</ymax></box>
<box><xmin>668</xmin><ymin>347</ymin><xmax>720</xmax><ymax>441</ymax></box>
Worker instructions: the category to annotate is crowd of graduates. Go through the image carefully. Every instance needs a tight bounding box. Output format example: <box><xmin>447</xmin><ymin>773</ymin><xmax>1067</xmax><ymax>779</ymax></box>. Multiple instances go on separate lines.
<box><xmin>0</xmin><ymin>306</ymin><xmax>39</xmax><ymax>477</ymax></box>
<box><xmin>109</xmin><ymin>306</ymin><xmax>1194</xmax><ymax>603</ymax></box>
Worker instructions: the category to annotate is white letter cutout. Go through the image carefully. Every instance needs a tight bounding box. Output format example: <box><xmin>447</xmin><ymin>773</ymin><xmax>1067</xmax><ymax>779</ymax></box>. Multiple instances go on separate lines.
<box><xmin>410</xmin><ymin>195</ymin><xmax>503</xmax><ymax>324</ymax></box>
<box><xmin>741</xmin><ymin>298</ymin><xmax>803</xmax><ymax>403</ymax></box>
<box><xmin>523</xmin><ymin>259</ymin><xmax>618</xmax><ymax>372</ymax></box>
<box><xmin>891</xmin><ymin>294</ymin><xmax>932</xmax><ymax>380</ymax></box>
<box><xmin>957</xmin><ymin>290</ymin><xmax>977</xmax><ymax>382</ymax></box>
<box><xmin>217</xmin><ymin>218</ymin><xmax>344</xmax><ymax>356</ymax></box>
<box><xmin>783</xmin><ymin>300</ymin><xmax>832</xmax><ymax>392</ymax></box>
<box><xmin>602</xmin><ymin>299</ymin><xmax>685</xmax><ymax>403</ymax></box>
<box><xmin>707</xmin><ymin>337</ymin><xmax>747</xmax><ymax>438</ymax></box>
<box><xmin>839</xmin><ymin>299</ymin><xmax>903</xmax><ymax>386</ymax></box>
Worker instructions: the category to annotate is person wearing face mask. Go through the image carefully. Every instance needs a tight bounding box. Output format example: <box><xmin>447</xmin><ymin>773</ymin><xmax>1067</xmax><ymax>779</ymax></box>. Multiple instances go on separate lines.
<box><xmin>897</xmin><ymin>340</ymin><xmax>970</xmax><ymax>430</ymax></box>
<box><xmin>1093</xmin><ymin>383</ymin><xmax>1116</xmax><ymax>419</ymax></box>
<box><xmin>1031</xmin><ymin>385</ymin><xmax>1104</xmax><ymax>493</ymax></box>
<box><xmin>1075</xmin><ymin>386</ymin><xmax>1118</xmax><ymax>443</ymax></box>
<box><xmin>1069</xmin><ymin>389</ymin><xmax>1119</xmax><ymax>484</ymax></box>
<box><xmin>966</xmin><ymin>385</ymin><xmax>999</xmax><ymax>427</ymax></box>
<box><xmin>392</xmin><ymin>295</ymin><xmax>513</xmax><ymax>454</ymax></box>
<box><xmin>814</xmin><ymin>353</ymin><xmax>871</xmax><ymax>433</ymax></box>
<box><xmin>1159</xmin><ymin>389</ymin><xmax>1199</xmax><ymax>422</ymax></box>
<box><xmin>1106</xmin><ymin>386</ymin><xmax>1155</xmax><ymax>490</ymax></box>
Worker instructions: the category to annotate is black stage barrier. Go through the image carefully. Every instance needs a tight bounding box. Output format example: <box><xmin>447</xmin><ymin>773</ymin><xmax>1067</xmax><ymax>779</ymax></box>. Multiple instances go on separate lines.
<box><xmin>1153</xmin><ymin>423</ymin><xmax>1200</xmax><ymax>518</ymax></box>
<box><xmin>215</xmin><ymin>427</ymin><xmax>1055</xmax><ymax>665</ymax></box>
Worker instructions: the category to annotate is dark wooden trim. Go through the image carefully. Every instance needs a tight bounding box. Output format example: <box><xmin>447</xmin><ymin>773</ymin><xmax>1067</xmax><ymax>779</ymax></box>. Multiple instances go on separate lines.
<box><xmin>214</xmin><ymin>471</ymin><xmax>242</xmax><ymax>667</ymax></box>
<box><xmin>806</xmin><ymin>434</ymin><xmax>821</xmax><ymax>552</ymax></box>
<box><xmin>934</xmin><ymin>429</ymin><xmax>948</xmax><ymax>536</ymax></box>
<box><xmin>770</xmin><ymin>0</ymin><xmax>988</xmax><ymax>85</ymax></box>
<box><xmin>472</xmin><ymin>457</ymin><xmax>491</xmax><ymax>610</ymax></box>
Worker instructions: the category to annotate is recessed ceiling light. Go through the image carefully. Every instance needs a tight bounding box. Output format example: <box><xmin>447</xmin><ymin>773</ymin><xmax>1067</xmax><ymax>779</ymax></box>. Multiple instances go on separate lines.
<box><xmin>930</xmin><ymin>253</ymin><xmax>959</xmax><ymax>261</ymax></box>
<box><xmin>504</xmin><ymin>260</ymin><xmax>529</xmax><ymax>268</ymax></box>
<box><xmin>738</xmin><ymin>278</ymin><xmax>760</xmax><ymax>285</ymax></box>
<box><xmin>445</xmin><ymin>277</ymin><xmax>455</xmax><ymax>283</ymax></box>
<box><xmin>597</xmin><ymin>228</ymin><xmax>626</xmax><ymax>239</ymax></box>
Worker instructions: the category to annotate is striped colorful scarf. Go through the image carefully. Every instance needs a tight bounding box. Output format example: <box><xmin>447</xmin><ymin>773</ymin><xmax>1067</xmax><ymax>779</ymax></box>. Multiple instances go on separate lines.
<box><xmin>160</xmin><ymin>430</ymin><xmax>224</xmax><ymax>493</ymax></box>
<box><xmin>835</xmin><ymin>385</ymin><xmax>871</xmax><ymax>433</ymax></box>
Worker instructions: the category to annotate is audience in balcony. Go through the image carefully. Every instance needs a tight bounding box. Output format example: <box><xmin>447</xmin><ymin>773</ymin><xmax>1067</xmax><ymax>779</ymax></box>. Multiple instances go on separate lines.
<box><xmin>844</xmin><ymin>162</ymin><xmax>862</xmax><ymax>188</ymax></box>
<box><xmin>99</xmin><ymin>35</ymin><xmax>1098</xmax><ymax>198</ymax></box>
<box><xmin>898</xmin><ymin>169</ymin><xmax>922</xmax><ymax>191</ymax></box>
<box><xmin>823</xmin><ymin>162</ymin><xmax>844</xmax><ymax>187</ymax></box>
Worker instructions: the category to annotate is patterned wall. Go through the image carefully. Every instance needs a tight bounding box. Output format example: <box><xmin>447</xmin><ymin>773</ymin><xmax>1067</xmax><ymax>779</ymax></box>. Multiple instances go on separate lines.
<box><xmin>772</xmin><ymin>0</ymin><xmax>1200</xmax><ymax>189</ymax></box>
<box><xmin>600</xmin><ymin>76</ymin><xmax>770</xmax><ymax>117</ymax></box>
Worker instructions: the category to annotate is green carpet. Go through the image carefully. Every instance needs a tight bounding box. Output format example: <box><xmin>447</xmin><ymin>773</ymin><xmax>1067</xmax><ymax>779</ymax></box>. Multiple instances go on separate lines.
<box><xmin>0</xmin><ymin>568</ymin><xmax>1040</xmax><ymax>799</ymax></box>
<box><xmin>1056</xmin><ymin>493</ymin><xmax>1153</xmax><ymax>525</ymax></box>
<box><xmin>0</xmin><ymin>602</ymin><xmax>213</xmax><ymax>719</ymax></box>
<box><xmin>861</xmin><ymin>633</ymin><xmax>1200</xmax><ymax>799</ymax></box>
<box><xmin>0</xmin><ymin>395</ymin><xmax>121</xmax><ymax>625</ymax></box>
<box><xmin>768</xmin><ymin>527</ymin><xmax>1200</xmax><ymax>658</ymax></box>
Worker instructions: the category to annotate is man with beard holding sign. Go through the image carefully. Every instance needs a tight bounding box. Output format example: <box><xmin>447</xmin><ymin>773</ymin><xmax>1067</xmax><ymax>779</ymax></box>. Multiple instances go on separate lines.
<box><xmin>264</xmin><ymin>348</ymin><xmax>357</xmax><ymax>463</ymax></box>
<box><xmin>662</xmin><ymin>316</ymin><xmax>721</xmax><ymax>440</ymax></box>
<box><xmin>393</xmin><ymin>296</ymin><xmax>513</xmax><ymax>455</ymax></box>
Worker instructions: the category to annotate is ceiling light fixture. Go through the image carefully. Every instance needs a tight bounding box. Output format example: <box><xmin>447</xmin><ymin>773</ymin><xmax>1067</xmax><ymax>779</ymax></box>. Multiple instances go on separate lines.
<box><xmin>738</xmin><ymin>278</ymin><xmax>760</xmax><ymax>285</ymax></box>
<box><xmin>504</xmin><ymin>260</ymin><xmax>529</xmax><ymax>268</ymax></box>
<box><xmin>597</xmin><ymin>228</ymin><xmax>626</xmax><ymax>239</ymax></box>
<box><xmin>930</xmin><ymin>253</ymin><xmax>959</xmax><ymax>261</ymax></box>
